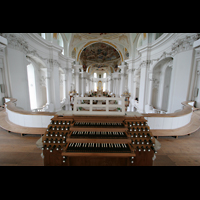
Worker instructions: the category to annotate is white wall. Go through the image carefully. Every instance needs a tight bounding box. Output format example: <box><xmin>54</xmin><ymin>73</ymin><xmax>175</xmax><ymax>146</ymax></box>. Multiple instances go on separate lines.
<box><xmin>52</xmin><ymin>65</ymin><xmax>61</xmax><ymax>111</ymax></box>
<box><xmin>1</xmin><ymin>33</ymin><xmax>199</xmax><ymax>114</ymax></box>
<box><xmin>7</xmin><ymin>48</ymin><xmax>31</xmax><ymax>111</ymax></box>
<box><xmin>0</xmin><ymin>68</ymin><xmax>4</xmax><ymax>105</ymax></box>
<box><xmin>168</xmin><ymin>49</ymin><xmax>194</xmax><ymax>113</ymax></box>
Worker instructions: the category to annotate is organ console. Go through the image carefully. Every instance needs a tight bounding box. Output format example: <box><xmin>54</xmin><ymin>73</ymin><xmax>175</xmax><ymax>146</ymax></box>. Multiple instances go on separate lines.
<box><xmin>42</xmin><ymin>115</ymin><xmax>156</xmax><ymax>166</ymax></box>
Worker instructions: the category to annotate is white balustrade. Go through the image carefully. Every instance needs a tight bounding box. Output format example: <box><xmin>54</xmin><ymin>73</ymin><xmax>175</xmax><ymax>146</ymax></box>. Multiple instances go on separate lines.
<box><xmin>73</xmin><ymin>97</ymin><xmax>125</xmax><ymax>115</ymax></box>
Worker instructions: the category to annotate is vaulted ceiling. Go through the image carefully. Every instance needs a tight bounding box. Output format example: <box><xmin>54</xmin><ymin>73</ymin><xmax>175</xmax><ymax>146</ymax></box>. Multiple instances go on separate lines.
<box><xmin>62</xmin><ymin>33</ymin><xmax>140</xmax><ymax>73</ymax></box>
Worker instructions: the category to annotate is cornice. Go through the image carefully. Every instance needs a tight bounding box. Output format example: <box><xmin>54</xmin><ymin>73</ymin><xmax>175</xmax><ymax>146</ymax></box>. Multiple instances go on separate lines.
<box><xmin>25</xmin><ymin>33</ymin><xmax>63</xmax><ymax>52</ymax></box>
<box><xmin>171</xmin><ymin>34</ymin><xmax>200</xmax><ymax>55</ymax></box>
<box><xmin>0</xmin><ymin>33</ymin><xmax>29</xmax><ymax>54</ymax></box>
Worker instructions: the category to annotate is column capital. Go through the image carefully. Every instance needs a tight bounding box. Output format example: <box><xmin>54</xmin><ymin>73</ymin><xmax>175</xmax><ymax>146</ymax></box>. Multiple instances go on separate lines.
<box><xmin>140</xmin><ymin>60</ymin><xmax>151</xmax><ymax>68</ymax></box>
<box><xmin>73</xmin><ymin>64</ymin><xmax>82</xmax><ymax>72</ymax></box>
<box><xmin>118</xmin><ymin>64</ymin><xmax>127</xmax><ymax>73</ymax></box>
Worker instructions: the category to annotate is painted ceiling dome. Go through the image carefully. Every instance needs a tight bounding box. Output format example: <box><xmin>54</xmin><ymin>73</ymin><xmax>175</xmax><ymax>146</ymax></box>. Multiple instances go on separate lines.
<box><xmin>80</xmin><ymin>33</ymin><xmax>122</xmax><ymax>40</ymax></box>
<box><xmin>80</xmin><ymin>42</ymin><xmax>121</xmax><ymax>71</ymax></box>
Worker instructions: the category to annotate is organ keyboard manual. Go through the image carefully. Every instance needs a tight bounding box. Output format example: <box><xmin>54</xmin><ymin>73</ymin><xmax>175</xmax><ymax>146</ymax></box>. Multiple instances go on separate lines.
<box><xmin>42</xmin><ymin>114</ymin><xmax>157</xmax><ymax>166</ymax></box>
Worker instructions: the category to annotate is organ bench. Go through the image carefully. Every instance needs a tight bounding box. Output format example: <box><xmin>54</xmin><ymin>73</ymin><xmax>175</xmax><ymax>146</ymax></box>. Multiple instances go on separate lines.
<box><xmin>42</xmin><ymin>115</ymin><xmax>156</xmax><ymax>166</ymax></box>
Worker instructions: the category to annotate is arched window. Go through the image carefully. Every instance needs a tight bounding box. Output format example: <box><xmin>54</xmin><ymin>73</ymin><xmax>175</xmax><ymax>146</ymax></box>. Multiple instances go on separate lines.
<box><xmin>155</xmin><ymin>33</ymin><xmax>163</xmax><ymax>40</ymax></box>
<box><xmin>41</xmin><ymin>33</ymin><xmax>46</xmax><ymax>39</ymax></box>
<box><xmin>27</xmin><ymin>63</ymin><xmax>37</xmax><ymax>110</ymax></box>
<box><xmin>57</xmin><ymin>33</ymin><xmax>64</xmax><ymax>55</ymax></box>
<box><xmin>94</xmin><ymin>82</ymin><xmax>97</xmax><ymax>91</ymax></box>
<box><xmin>137</xmin><ymin>33</ymin><xmax>147</xmax><ymax>49</ymax></box>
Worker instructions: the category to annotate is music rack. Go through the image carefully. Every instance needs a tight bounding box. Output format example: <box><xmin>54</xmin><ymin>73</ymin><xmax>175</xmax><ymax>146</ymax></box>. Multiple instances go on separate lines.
<box><xmin>42</xmin><ymin>115</ymin><xmax>156</xmax><ymax>166</ymax></box>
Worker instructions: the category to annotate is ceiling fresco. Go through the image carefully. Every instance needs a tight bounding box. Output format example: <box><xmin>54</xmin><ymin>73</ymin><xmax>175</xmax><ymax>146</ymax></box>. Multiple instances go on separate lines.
<box><xmin>80</xmin><ymin>42</ymin><xmax>120</xmax><ymax>63</ymax></box>
<box><xmin>80</xmin><ymin>42</ymin><xmax>121</xmax><ymax>72</ymax></box>
<box><xmin>80</xmin><ymin>33</ymin><xmax>123</xmax><ymax>40</ymax></box>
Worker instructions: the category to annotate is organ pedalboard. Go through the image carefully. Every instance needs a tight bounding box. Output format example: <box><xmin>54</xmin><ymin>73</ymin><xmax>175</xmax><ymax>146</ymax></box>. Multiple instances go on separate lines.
<box><xmin>42</xmin><ymin>115</ymin><xmax>156</xmax><ymax>166</ymax></box>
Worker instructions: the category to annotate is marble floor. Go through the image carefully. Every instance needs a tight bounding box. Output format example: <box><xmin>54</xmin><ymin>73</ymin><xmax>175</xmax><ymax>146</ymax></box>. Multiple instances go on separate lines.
<box><xmin>0</xmin><ymin>126</ymin><xmax>200</xmax><ymax>166</ymax></box>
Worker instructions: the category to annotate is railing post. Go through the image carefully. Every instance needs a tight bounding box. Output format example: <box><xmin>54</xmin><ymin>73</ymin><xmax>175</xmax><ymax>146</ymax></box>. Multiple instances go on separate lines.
<box><xmin>106</xmin><ymin>99</ymin><xmax>109</xmax><ymax>113</ymax></box>
<box><xmin>90</xmin><ymin>98</ymin><xmax>92</xmax><ymax>112</ymax></box>
<box><xmin>74</xmin><ymin>97</ymin><xmax>77</xmax><ymax>112</ymax></box>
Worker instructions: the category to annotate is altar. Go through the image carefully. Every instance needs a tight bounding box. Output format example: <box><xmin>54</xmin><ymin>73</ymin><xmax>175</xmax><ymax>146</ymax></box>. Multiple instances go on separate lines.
<box><xmin>86</xmin><ymin>89</ymin><xmax>114</xmax><ymax>98</ymax></box>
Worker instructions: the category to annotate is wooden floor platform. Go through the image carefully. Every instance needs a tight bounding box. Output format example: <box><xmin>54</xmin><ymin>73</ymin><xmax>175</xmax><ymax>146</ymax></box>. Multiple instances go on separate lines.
<box><xmin>0</xmin><ymin>109</ymin><xmax>46</xmax><ymax>136</ymax></box>
<box><xmin>152</xmin><ymin>110</ymin><xmax>200</xmax><ymax>138</ymax></box>
<box><xmin>0</xmin><ymin>107</ymin><xmax>200</xmax><ymax>138</ymax></box>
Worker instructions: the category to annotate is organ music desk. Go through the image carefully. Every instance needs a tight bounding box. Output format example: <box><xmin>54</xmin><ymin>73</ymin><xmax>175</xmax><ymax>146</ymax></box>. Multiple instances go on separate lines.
<box><xmin>42</xmin><ymin>115</ymin><xmax>156</xmax><ymax>166</ymax></box>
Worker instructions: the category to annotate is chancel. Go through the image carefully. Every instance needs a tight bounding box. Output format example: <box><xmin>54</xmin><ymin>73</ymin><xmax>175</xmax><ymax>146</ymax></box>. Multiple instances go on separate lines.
<box><xmin>0</xmin><ymin>33</ymin><xmax>200</xmax><ymax>166</ymax></box>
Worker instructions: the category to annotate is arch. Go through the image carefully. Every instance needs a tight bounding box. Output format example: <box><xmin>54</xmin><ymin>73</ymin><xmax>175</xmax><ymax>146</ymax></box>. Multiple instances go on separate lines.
<box><xmin>26</xmin><ymin>54</ymin><xmax>47</xmax><ymax>69</ymax></box>
<box><xmin>151</xmin><ymin>57</ymin><xmax>173</xmax><ymax>111</ymax></box>
<box><xmin>27</xmin><ymin>63</ymin><xmax>37</xmax><ymax>110</ymax></box>
<box><xmin>87</xmin><ymin>63</ymin><xmax>111</xmax><ymax>75</ymax></box>
<box><xmin>26</xmin><ymin>55</ymin><xmax>48</xmax><ymax>111</ymax></box>
<box><xmin>137</xmin><ymin>33</ymin><xmax>147</xmax><ymax>49</ymax></box>
<box><xmin>152</xmin><ymin>56</ymin><xmax>173</xmax><ymax>71</ymax></box>
<box><xmin>77</xmin><ymin>41</ymin><xmax>124</xmax><ymax>63</ymax></box>
<box><xmin>57</xmin><ymin>33</ymin><xmax>64</xmax><ymax>55</ymax></box>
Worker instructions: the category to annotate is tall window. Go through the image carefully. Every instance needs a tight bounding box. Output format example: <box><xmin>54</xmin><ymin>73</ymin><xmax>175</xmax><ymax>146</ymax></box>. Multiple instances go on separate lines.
<box><xmin>94</xmin><ymin>82</ymin><xmax>97</xmax><ymax>91</ymax></box>
<box><xmin>41</xmin><ymin>33</ymin><xmax>46</xmax><ymax>39</ymax></box>
<box><xmin>155</xmin><ymin>33</ymin><xmax>163</xmax><ymax>40</ymax></box>
<box><xmin>103</xmin><ymin>82</ymin><xmax>106</xmax><ymax>91</ymax></box>
<box><xmin>27</xmin><ymin>64</ymin><xmax>37</xmax><ymax>110</ymax></box>
<box><xmin>57</xmin><ymin>33</ymin><xmax>64</xmax><ymax>55</ymax></box>
<box><xmin>94</xmin><ymin>73</ymin><xmax>97</xmax><ymax>78</ymax></box>
<box><xmin>103</xmin><ymin>72</ymin><xmax>106</xmax><ymax>78</ymax></box>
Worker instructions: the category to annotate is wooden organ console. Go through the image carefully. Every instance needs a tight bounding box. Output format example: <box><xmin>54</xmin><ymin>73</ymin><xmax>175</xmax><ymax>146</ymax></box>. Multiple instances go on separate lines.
<box><xmin>42</xmin><ymin>115</ymin><xmax>156</xmax><ymax>166</ymax></box>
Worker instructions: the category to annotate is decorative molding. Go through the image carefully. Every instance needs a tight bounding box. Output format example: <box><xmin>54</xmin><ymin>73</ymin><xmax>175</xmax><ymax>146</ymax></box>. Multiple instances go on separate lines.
<box><xmin>171</xmin><ymin>34</ymin><xmax>200</xmax><ymax>55</ymax></box>
<box><xmin>0</xmin><ymin>33</ymin><xmax>29</xmax><ymax>54</ymax></box>
<box><xmin>150</xmin><ymin>51</ymin><xmax>173</xmax><ymax>67</ymax></box>
<box><xmin>140</xmin><ymin>60</ymin><xmax>151</xmax><ymax>68</ymax></box>
<box><xmin>40</xmin><ymin>76</ymin><xmax>46</xmax><ymax>87</ymax></box>
<box><xmin>1</xmin><ymin>33</ymin><xmax>75</xmax><ymax>71</ymax></box>
<box><xmin>48</xmin><ymin>59</ymin><xmax>61</xmax><ymax>68</ymax></box>
<box><xmin>167</xmin><ymin>60</ymin><xmax>173</xmax><ymax>68</ymax></box>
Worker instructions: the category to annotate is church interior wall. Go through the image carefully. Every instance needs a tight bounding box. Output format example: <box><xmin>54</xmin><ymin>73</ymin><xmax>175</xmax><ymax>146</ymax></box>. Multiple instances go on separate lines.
<box><xmin>168</xmin><ymin>49</ymin><xmax>194</xmax><ymax>113</ymax></box>
<box><xmin>0</xmin><ymin>33</ymin><xmax>200</xmax><ymax>115</ymax></box>
<box><xmin>6</xmin><ymin>47</ymin><xmax>31</xmax><ymax>111</ymax></box>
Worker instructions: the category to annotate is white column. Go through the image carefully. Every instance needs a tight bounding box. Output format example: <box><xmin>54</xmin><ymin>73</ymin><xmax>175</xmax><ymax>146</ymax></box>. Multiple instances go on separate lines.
<box><xmin>145</xmin><ymin>72</ymin><xmax>154</xmax><ymax>113</ymax></box>
<box><xmin>110</xmin><ymin>74</ymin><xmax>113</xmax><ymax>93</ymax></box>
<box><xmin>127</xmin><ymin>68</ymin><xmax>134</xmax><ymax>111</ymax></box>
<box><xmin>126</xmin><ymin>59</ymin><xmax>136</xmax><ymax>111</ymax></box>
<box><xmin>45</xmin><ymin>68</ymin><xmax>54</xmax><ymax>111</ymax></box>
<box><xmin>132</xmin><ymin>74</ymin><xmax>137</xmax><ymax>101</ymax></box>
<box><xmin>147</xmin><ymin>72</ymin><xmax>153</xmax><ymax>106</ymax></box>
<box><xmin>87</xmin><ymin>74</ymin><xmax>90</xmax><ymax>93</ymax></box>
<box><xmin>62</xmin><ymin>71</ymin><xmax>67</xmax><ymax>101</ymax></box>
<box><xmin>52</xmin><ymin>64</ymin><xmax>61</xmax><ymax>112</ymax></box>
<box><xmin>81</xmin><ymin>71</ymin><xmax>87</xmax><ymax>97</ymax></box>
<box><xmin>119</xmin><ymin>64</ymin><xmax>126</xmax><ymax>96</ymax></box>
<box><xmin>114</xmin><ymin>78</ymin><xmax>116</xmax><ymax>95</ymax></box>
<box><xmin>74</xmin><ymin>65</ymin><xmax>81</xmax><ymax>95</ymax></box>
<box><xmin>112</xmin><ymin>72</ymin><xmax>119</xmax><ymax>96</ymax></box>
<box><xmin>138</xmin><ymin>61</ymin><xmax>150</xmax><ymax>113</ymax></box>
<box><xmin>46</xmin><ymin>68</ymin><xmax>51</xmax><ymax>105</ymax></box>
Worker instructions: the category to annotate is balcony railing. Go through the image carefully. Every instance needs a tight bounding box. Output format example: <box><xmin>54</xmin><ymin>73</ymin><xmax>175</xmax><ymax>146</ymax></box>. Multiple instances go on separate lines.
<box><xmin>73</xmin><ymin>97</ymin><xmax>125</xmax><ymax>115</ymax></box>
